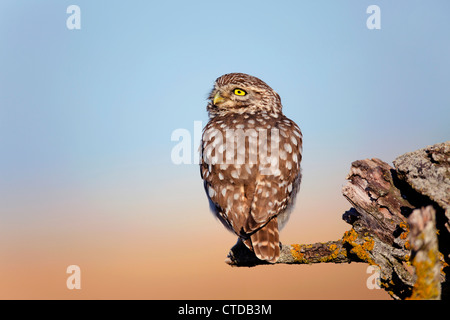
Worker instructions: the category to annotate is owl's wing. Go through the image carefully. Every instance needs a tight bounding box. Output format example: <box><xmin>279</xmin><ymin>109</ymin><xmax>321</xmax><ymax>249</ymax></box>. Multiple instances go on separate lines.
<box><xmin>246</xmin><ymin>119</ymin><xmax>303</xmax><ymax>262</ymax></box>
<box><xmin>200</xmin><ymin>130</ymin><xmax>253</xmax><ymax>238</ymax></box>
<box><xmin>245</xmin><ymin>172</ymin><xmax>300</xmax><ymax>262</ymax></box>
<box><xmin>246</xmin><ymin>118</ymin><xmax>302</xmax><ymax>232</ymax></box>
<box><xmin>202</xmin><ymin>177</ymin><xmax>251</xmax><ymax>237</ymax></box>
<box><xmin>250</xmin><ymin>216</ymin><xmax>280</xmax><ymax>263</ymax></box>
<box><xmin>200</xmin><ymin>117</ymin><xmax>303</xmax><ymax>263</ymax></box>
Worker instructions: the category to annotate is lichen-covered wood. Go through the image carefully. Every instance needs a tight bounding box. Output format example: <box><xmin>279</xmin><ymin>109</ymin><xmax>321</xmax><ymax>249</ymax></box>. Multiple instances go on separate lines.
<box><xmin>394</xmin><ymin>141</ymin><xmax>450</xmax><ymax>234</ymax></box>
<box><xmin>341</xmin><ymin>158</ymin><xmax>415</xmax><ymax>299</ymax></box>
<box><xmin>407</xmin><ymin>206</ymin><xmax>441</xmax><ymax>300</ymax></box>
<box><xmin>287</xmin><ymin>240</ymin><xmax>350</xmax><ymax>264</ymax></box>
<box><xmin>226</xmin><ymin>141</ymin><xmax>450</xmax><ymax>300</ymax></box>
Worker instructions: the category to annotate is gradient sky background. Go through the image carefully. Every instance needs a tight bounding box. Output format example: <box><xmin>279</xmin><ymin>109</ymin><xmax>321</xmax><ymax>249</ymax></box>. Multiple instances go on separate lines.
<box><xmin>0</xmin><ymin>0</ymin><xmax>449</xmax><ymax>299</ymax></box>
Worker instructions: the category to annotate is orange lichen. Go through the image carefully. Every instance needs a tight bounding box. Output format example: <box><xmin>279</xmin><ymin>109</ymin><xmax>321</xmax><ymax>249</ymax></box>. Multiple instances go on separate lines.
<box><xmin>290</xmin><ymin>244</ymin><xmax>308</xmax><ymax>263</ymax></box>
<box><xmin>439</xmin><ymin>252</ymin><xmax>448</xmax><ymax>278</ymax></box>
<box><xmin>407</xmin><ymin>259</ymin><xmax>440</xmax><ymax>300</ymax></box>
<box><xmin>318</xmin><ymin>243</ymin><xmax>346</xmax><ymax>263</ymax></box>
<box><xmin>290</xmin><ymin>242</ymin><xmax>346</xmax><ymax>264</ymax></box>
<box><xmin>407</xmin><ymin>239</ymin><xmax>441</xmax><ymax>300</ymax></box>
<box><xmin>342</xmin><ymin>229</ymin><xmax>375</xmax><ymax>265</ymax></box>
<box><xmin>399</xmin><ymin>221</ymin><xmax>408</xmax><ymax>230</ymax></box>
<box><xmin>404</xmin><ymin>240</ymin><xmax>411</xmax><ymax>250</ymax></box>
<box><xmin>399</xmin><ymin>221</ymin><xmax>410</xmax><ymax>241</ymax></box>
<box><xmin>351</xmin><ymin>237</ymin><xmax>375</xmax><ymax>264</ymax></box>
<box><xmin>342</xmin><ymin>228</ymin><xmax>358</xmax><ymax>244</ymax></box>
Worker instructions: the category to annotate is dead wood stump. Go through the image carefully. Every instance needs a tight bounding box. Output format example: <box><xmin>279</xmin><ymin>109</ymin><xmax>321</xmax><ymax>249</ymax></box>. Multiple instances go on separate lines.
<box><xmin>227</xmin><ymin>141</ymin><xmax>450</xmax><ymax>300</ymax></box>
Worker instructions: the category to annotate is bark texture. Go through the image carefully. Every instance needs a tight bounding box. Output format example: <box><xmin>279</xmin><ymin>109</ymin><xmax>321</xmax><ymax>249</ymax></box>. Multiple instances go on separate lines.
<box><xmin>408</xmin><ymin>206</ymin><xmax>442</xmax><ymax>300</ymax></box>
<box><xmin>226</xmin><ymin>141</ymin><xmax>450</xmax><ymax>300</ymax></box>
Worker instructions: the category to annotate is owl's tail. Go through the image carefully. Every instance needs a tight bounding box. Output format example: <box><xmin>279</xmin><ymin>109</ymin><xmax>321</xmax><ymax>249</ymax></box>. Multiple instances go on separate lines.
<box><xmin>250</xmin><ymin>217</ymin><xmax>280</xmax><ymax>263</ymax></box>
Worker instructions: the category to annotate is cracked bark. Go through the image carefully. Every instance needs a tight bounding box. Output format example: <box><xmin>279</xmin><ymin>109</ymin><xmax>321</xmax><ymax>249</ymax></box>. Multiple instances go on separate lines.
<box><xmin>226</xmin><ymin>141</ymin><xmax>450</xmax><ymax>300</ymax></box>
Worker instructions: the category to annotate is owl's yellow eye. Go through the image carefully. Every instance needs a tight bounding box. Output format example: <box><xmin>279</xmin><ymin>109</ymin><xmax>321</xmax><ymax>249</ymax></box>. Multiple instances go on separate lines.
<box><xmin>233</xmin><ymin>88</ymin><xmax>247</xmax><ymax>96</ymax></box>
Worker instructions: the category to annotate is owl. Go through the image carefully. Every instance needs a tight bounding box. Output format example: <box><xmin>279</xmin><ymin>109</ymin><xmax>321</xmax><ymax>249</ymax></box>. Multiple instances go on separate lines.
<box><xmin>200</xmin><ymin>73</ymin><xmax>302</xmax><ymax>263</ymax></box>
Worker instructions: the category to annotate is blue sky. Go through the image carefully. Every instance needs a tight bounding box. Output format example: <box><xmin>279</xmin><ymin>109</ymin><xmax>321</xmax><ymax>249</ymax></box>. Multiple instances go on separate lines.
<box><xmin>0</xmin><ymin>0</ymin><xmax>449</xmax><ymax>245</ymax></box>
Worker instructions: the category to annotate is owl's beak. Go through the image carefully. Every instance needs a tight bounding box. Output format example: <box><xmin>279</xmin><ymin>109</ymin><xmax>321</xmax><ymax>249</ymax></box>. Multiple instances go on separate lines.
<box><xmin>213</xmin><ymin>92</ymin><xmax>225</xmax><ymax>105</ymax></box>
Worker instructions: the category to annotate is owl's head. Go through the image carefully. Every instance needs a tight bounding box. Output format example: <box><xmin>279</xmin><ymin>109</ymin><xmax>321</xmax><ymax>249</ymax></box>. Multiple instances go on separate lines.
<box><xmin>207</xmin><ymin>73</ymin><xmax>282</xmax><ymax>118</ymax></box>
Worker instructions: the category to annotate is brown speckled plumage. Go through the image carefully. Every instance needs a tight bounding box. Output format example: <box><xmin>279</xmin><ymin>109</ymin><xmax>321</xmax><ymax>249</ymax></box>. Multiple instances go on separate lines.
<box><xmin>200</xmin><ymin>73</ymin><xmax>302</xmax><ymax>263</ymax></box>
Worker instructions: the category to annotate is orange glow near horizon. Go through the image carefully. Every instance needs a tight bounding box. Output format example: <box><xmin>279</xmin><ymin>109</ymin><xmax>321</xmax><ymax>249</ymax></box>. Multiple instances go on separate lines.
<box><xmin>0</xmin><ymin>196</ymin><xmax>389</xmax><ymax>300</ymax></box>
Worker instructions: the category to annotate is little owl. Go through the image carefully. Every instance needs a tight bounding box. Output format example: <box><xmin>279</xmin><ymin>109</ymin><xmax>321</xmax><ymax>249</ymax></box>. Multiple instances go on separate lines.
<box><xmin>200</xmin><ymin>73</ymin><xmax>302</xmax><ymax>263</ymax></box>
